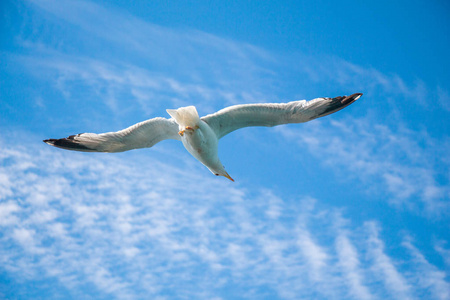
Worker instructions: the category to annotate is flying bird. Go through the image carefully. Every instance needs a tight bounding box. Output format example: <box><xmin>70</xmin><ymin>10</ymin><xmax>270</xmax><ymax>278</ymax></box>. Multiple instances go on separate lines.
<box><xmin>44</xmin><ymin>93</ymin><xmax>362</xmax><ymax>181</ymax></box>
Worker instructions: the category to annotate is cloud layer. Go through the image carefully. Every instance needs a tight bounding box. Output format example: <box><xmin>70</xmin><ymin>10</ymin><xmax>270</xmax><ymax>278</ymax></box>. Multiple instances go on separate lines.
<box><xmin>1</xmin><ymin>139</ymin><xmax>449</xmax><ymax>299</ymax></box>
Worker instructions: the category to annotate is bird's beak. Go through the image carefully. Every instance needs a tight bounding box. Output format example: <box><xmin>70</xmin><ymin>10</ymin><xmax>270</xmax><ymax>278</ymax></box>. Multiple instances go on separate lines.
<box><xmin>222</xmin><ymin>172</ymin><xmax>235</xmax><ymax>182</ymax></box>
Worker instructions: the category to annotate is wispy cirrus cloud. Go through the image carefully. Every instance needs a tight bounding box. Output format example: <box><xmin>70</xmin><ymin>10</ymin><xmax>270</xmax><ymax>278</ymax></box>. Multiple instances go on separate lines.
<box><xmin>335</xmin><ymin>230</ymin><xmax>374</xmax><ymax>300</ymax></box>
<box><xmin>403</xmin><ymin>238</ymin><xmax>450</xmax><ymax>300</ymax></box>
<box><xmin>365</xmin><ymin>222</ymin><xmax>412</xmax><ymax>299</ymax></box>
<box><xmin>435</xmin><ymin>242</ymin><xmax>450</xmax><ymax>269</ymax></box>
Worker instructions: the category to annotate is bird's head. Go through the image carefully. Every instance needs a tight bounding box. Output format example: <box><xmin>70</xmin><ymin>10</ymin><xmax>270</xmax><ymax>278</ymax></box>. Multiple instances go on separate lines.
<box><xmin>208</xmin><ymin>162</ymin><xmax>234</xmax><ymax>182</ymax></box>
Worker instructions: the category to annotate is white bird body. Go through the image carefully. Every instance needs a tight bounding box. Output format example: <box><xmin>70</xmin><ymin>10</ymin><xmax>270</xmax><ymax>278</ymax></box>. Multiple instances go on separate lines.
<box><xmin>44</xmin><ymin>93</ymin><xmax>362</xmax><ymax>181</ymax></box>
<box><xmin>166</xmin><ymin>106</ymin><xmax>229</xmax><ymax>179</ymax></box>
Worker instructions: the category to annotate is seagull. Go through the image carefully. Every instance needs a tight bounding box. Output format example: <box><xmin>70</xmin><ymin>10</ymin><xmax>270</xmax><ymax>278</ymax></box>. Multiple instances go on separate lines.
<box><xmin>44</xmin><ymin>93</ymin><xmax>362</xmax><ymax>181</ymax></box>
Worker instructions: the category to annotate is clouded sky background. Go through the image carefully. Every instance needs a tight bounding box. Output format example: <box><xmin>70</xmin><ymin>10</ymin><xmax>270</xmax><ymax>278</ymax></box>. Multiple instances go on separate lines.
<box><xmin>1</xmin><ymin>0</ymin><xmax>449</xmax><ymax>299</ymax></box>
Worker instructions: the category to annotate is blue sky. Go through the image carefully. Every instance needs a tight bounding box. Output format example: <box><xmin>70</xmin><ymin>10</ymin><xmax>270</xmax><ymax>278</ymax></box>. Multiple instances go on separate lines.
<box><xmin>1</xmin><ymin>0</ymin><xmax>449</xmax><ymax>299</ymax></box>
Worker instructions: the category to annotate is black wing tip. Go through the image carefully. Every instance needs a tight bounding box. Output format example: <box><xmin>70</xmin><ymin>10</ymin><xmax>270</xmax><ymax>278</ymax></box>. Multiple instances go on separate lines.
<box><xmin>341</xmin><ymin>93</ymin><xmax>363</xmax><ymax>105</ymax></box>
<box><xmin>43</xmin><ymin>136</ymin><xmax>94</xmax><ymax>151</ymax></box>
<box><xmin>316</xmin><ymin>92</ymin><xmax>363</xmax><ymax>118</ymax></box>
<box><xmin>43</xmin><ymin>139</ymin><xmax>55</xmax><ymax>145</ymax></box>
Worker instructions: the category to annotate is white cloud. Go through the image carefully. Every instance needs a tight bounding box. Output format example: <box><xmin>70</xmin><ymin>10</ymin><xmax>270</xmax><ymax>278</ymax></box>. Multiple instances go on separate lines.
<box><xmin>403</xmin><ymin>238</ymin><xmax>450</xmax><ymax>300</ymax></box>
<box><xmin>366</xmin><ymin>222</ymin><xmax>412</xmax><ymax>299</ymax></box>
<box><xmin>335</xmin><ymin>233</ymin><xmax>374</xmax><ymax>300</ymax></box>
<box><xmin>0</xmin><ymin>201</ymin><xmax>21</xmax><ymax>226</ymax></box>
<box><xmin>297</xmin><ymin>228</ymin><xmax>329</xmax><ymax>283</ymax></box>
<box><xmin>435</xmin><ymin>242</ymin><xmax>450</xmax><ymax>268</ymax></box>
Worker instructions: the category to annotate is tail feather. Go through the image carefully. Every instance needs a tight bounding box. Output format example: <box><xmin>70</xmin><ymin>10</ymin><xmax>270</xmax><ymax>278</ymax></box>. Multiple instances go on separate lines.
<box><xmin>166</xmin><ymin>106</ymin><xmax>200</xmax><ymax>127</ymax></box>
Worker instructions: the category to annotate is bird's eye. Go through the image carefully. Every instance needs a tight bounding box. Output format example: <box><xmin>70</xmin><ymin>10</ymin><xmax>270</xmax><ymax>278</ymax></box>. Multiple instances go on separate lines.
<box><xmin>215</xmin><ymin>173</ymin><xmax>219</xmax><ymax>176</ymax></box>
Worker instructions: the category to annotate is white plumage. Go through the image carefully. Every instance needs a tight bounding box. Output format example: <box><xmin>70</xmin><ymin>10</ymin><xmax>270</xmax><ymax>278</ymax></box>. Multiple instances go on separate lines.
<box><xmin>44</xmin><ymin>93</ymin><xmax>362</xmax><ymax>181</ymax></box>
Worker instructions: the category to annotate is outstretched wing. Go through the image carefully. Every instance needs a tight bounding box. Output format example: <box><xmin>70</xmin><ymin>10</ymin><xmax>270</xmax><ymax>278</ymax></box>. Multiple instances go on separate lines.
<box><xmin>201</xmin><ymin>93</ymin><xmax>362</xmax><ymax>139</ymax></box>
<box><xmin>44</xmin><ymin>117</ymin><xmax>181</xmax><ymax>153</ymax></box>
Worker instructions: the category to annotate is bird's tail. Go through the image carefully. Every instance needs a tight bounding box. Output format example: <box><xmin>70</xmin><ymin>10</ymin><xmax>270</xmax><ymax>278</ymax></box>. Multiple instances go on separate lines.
<box><xmin>166</xmin><ymin>106</ymin><xmax>200</xmax><ymax>127</ymax></box>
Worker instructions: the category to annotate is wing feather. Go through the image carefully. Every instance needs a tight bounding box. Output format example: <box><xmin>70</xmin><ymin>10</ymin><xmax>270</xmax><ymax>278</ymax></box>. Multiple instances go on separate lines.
<box><xmin>44</xmin><ymin>117</ymin><xmax>181</xmax><ymax>152</ymax></box>
<box><xmin>201</xmin><ymin>93</ymin><xmax>362</xmax><ymax>139</ymax></box>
